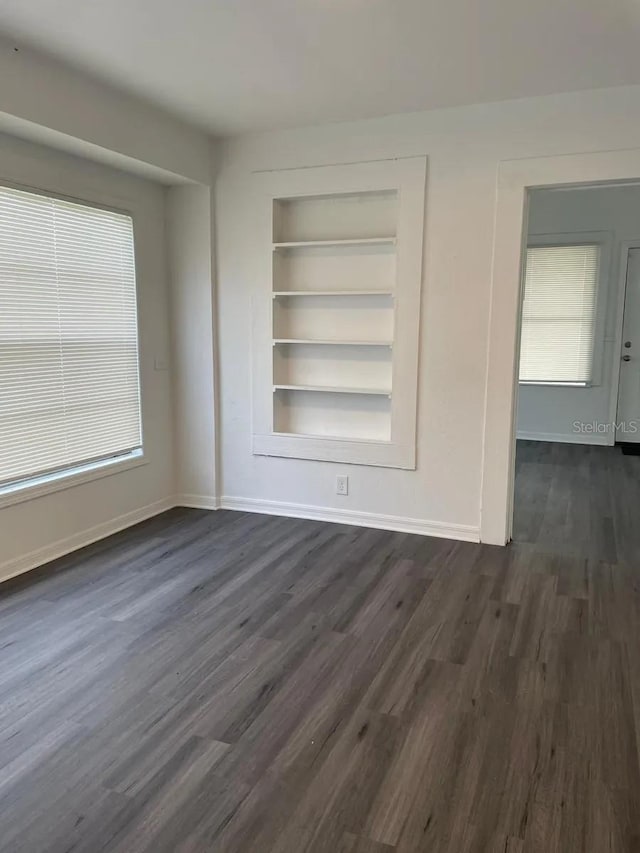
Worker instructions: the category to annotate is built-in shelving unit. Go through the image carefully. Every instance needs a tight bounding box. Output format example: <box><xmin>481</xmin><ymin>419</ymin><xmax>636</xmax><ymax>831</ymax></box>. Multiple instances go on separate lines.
<box><xmin>252</xmin><ymin>157</ymin><xmax>426</xmax><ymax>468</ymax></box>
<box><xmin>269</xmin><ymin>190</ymin><xmax>396</xmax><ymax>442</ymax></box>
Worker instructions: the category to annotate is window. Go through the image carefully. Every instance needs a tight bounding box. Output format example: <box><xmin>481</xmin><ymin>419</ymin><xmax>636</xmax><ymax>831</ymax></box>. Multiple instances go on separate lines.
<box><xmin>519</xmin><ymin>244</ymin><xmax>600</xmax><ymax>385</ymax></box>
<box><xmin>0</xmin><ymin>185</ymin><xmax>142</xmax><ymax>493</ymax></box>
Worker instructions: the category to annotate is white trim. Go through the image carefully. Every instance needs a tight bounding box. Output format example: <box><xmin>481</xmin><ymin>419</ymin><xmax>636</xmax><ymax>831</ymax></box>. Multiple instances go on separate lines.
<box><xmin>220</xmin><ymin>495</ymin><xmax>479</xmax><ymax>542</ymax></box>
<box><xmin>176</xmin><ymin>494</ymin><xmax>220</xmax><ymax>510</ymax></box>
<box><xmin>611</xmin><ymin>240</ymin><xmax>640</xmax><ymax>432</ymax></box>
<box><xmin>482</xmin><ymin>148</ymin><xmax>640</xmax><ymax>547</ymax></box>
<box><xmin>0</xmin><ymin>491</ymin><xmax>479</xmax><ymax>587</ymax></box>
<box><xmin>252</xmin><ymin>434</ymin><xmax>415</xmax><ymax>469</ymax></box>
<box><xmin>0</xmin><ymin>496</ymin><xmax>174</xmax><ymax>585</ymax></box>
<box><xmin>0</xmin><ymin>451</ymin><xmax>147</xmax><ymax>510</ymax></box>
<box><xmin>516</xmin><ymin>430</ymin><xmax>611</xmax><ymax>446</ymax></box>
<box><xmin>252</xmin><ymin>157</ymin><xmax>426</xmax><ymax>471</ymax></box>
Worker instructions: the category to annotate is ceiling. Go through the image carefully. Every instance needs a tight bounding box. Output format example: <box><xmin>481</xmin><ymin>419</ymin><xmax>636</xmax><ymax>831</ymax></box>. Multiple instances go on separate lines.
<box><xmin>0</xmin><ymin>0</ymin><xmax>639</xmax><ymax>136</ymax></box>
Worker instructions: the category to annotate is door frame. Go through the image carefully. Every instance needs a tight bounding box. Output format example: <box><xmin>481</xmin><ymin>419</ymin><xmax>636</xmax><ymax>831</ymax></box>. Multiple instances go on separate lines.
<box><xmin>612</xmin><ymin>242</ymin><xmax>640</xmax><ymax>438</ymax></box>
<box><xmin>480</xmin><ymin>148</ymin><xmax>640</xmax><ymax>546</ymax></box>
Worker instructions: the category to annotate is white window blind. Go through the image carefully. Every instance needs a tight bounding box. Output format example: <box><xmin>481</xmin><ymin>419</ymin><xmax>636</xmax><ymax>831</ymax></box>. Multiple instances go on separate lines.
<box><xmin>0</xmin><ymin>185</ymin><xmax>142</xmax><ymax>489</ymax></box>
<box><xmin>519</xmin><ymin>244</ymin><xmax>600</xmax><ymax>385</ymax></box>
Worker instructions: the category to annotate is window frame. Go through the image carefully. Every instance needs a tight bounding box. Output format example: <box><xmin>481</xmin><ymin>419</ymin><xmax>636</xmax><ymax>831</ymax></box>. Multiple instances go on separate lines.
<box><xmin>0</xmin><ymin>180</ymin><xmax>147</xmax><ymax>509</ymax></box>
<box><xmin>519</xmin><ymin>231</ymin><xmax>612</xmax><ymax>388</ymax></box>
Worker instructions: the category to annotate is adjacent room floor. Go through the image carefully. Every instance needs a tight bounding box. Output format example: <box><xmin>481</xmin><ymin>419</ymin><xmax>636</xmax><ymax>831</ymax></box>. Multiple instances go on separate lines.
<box><xmin>513</xmin><ymin>438</ymin><xmax>640</xmax><ymax>561</ymax></box>
<box><xmin>1</xmin><ymin>450</ymin><xmax>640</xmax><ymax>851</ymax></box>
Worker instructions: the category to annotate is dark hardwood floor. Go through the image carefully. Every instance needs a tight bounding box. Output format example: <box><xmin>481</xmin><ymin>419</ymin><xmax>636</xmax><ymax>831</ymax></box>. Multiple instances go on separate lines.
<box><xmin>1</xmin><ymin>445</ymin><xmax>640</xmax><ymax>851</ymax></box>
<box><xmin>513</xmin><ymin>439</ymin><xmax>640</xmax><ymax>562</ymax></box>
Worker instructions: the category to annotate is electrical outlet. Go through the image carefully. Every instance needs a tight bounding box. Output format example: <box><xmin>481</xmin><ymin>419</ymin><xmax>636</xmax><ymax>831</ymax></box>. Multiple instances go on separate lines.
<box><xmin>336</xmin><ymin>475</ymin><xmax>349</xmax><ymax>496</ymax></box>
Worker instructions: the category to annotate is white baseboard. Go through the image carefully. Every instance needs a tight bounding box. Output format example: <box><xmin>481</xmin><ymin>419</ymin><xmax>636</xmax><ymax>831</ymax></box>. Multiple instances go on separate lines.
<box><xmin>517</xmin><ymin>430</ymin><xmax>612</xmax><ymax>446</ymax></box>
<box><xmin>176</xmin><ymin>494</ymin><xmax>220</xmax><ymax>510</ymax></box>
<box><xmin>1</xmin><ymin>491</ymin><xmax>479</xmax><ymax>587</ymax></box>
<box><xmin>0</xmin><ymin>496</ymin><xmax>175</xmax><ymax>585</ymax></box>
<box><xmin>220</xmin><ymin>495</ymin><xmax>479</xmax><ymax>542</ymax></box>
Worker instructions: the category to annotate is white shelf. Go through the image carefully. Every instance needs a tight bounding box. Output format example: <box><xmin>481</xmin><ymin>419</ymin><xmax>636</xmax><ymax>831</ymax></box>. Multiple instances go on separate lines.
<box><xmin>272</xmin><ymin>290</ymin><xmax>394</xmax><ymax>298</ymax></box>
<box><xmin>270</xmin><ymin>431</ymin><xmax>390</xmax><ymax>444</ymax></box>
<box><xmin>274</xmin><ymin>384</ymin><xmax>391</xmax><ymax>397</ymax></box>
<box><xmin>273</xmin><ymin>237</ymin><xmax>396</xmax><ymax>249</ymax></box>
<box><xmin>273</xmin><ymin>338</ymin><xmax>393</xmax><ymax>347</ymax></box>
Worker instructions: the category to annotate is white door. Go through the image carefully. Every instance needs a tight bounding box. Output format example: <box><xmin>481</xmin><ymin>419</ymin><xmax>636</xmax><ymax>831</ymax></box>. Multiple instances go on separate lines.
<box><xmin>616</xmin><ymin>248</ymin><xmax>640</xmax><ymax>442</ymax></box>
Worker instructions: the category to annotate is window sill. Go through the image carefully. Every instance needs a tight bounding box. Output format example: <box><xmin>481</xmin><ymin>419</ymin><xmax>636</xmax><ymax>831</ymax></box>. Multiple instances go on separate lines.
<box><xmin>0</xmin><ymin>451</ymin><xmax>147</xmax><ymax>510</ymax></box>
<box><xmin>519</xmin><ymin>381</ymin><xmax>592</xmax><ymax>388</ymax></box>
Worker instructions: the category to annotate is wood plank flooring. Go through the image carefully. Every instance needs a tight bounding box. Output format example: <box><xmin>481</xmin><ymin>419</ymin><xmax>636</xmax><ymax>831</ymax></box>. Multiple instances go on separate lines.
<box><xmin>513</xmin><ymin>439</ymin><xmax>640</xmax><ymax>562</ymax></box>
<box><xmin>1</xmin><ymin>445</ymin><xmax>640</xmax><ymax>851</ymax></box>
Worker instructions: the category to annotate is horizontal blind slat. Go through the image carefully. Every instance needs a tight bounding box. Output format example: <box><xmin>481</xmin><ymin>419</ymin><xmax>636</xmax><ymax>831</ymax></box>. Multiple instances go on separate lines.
<box><xmin>519</xmin><ymin>245</ymin><xmax>600</xmax><ymax>384</ymax></box>
<box><xmin>0</xmin><ymin>184</ymin><xmax>142</xmax><ymax>488</ymax></box>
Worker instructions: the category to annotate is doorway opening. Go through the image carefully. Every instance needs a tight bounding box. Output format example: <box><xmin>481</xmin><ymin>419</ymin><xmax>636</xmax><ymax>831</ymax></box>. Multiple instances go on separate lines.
<box><xmin>511</xmin><ymin>183</ymin><xmax>640</xmax><ymax>559</ymax></box>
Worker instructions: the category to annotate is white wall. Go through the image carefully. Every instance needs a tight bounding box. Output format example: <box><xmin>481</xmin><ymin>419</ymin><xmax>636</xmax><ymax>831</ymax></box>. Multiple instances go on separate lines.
<box><xmin>0</xmin><ymin>132</ymin><xmax>175</xmax><ymax>579</ymax></box>
<box><xmin>215</xmin><ymin>84</ymin><xmax>640</xmax><ymax>540</ymax></box>
<box><xmin>167</xmin><ymin>184</ymin><xmax>218</xmax><ymax>506</ymax></box>
<box><xmin>7</xmin><ymin>76</ymin><xmax>640</xmax><ymax>562</ymax></box>
<box><xmin>517</xmin><ymin>185</ymin><xmax>640</xmax><ymax>444</ymax></box>
<box><xmin>0</xmin><ymin>36</ymin><xmax>212</xmax><ymax>184</ymax></box>
<box><xmin>0</xmin><ymin>39</ymin><xmax>220</xmax><ymax>578</ymax></box>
